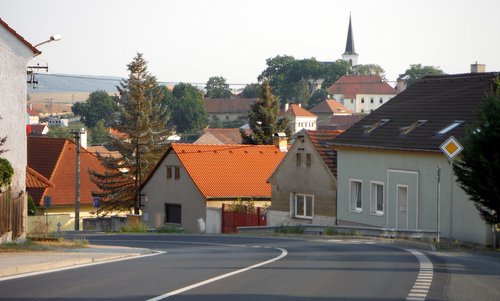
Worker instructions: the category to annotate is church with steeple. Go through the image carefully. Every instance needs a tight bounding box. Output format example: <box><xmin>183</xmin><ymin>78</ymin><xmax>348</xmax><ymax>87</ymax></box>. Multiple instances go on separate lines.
<box><xmin>341</xmin><ymin>14</ymin><xmax>358</xmax><ymax>66</ymax></box>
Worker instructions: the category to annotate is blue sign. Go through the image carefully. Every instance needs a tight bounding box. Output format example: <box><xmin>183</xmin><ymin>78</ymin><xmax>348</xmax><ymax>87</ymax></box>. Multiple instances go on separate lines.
<box><xmin>92</xmin><ymin>196</ymin><xmax>101</xmax><ymax>208</ymax></box>
<box><xmin>43</xmin><ymin>196</ymin><xmax>52</xmax><ymax>208</ymax></box>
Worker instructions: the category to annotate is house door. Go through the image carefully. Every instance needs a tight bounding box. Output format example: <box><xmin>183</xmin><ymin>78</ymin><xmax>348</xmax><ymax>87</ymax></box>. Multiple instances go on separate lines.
<box><xmin>397</xmin><ymin>186</ymin><xmax>408</xmax><ymax>229</ymax></box>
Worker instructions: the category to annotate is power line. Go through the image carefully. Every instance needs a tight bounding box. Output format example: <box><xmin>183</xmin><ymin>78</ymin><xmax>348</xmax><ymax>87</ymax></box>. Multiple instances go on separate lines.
<box><xmin>34</xmin><ymin>73</ymin><xmax>251</xmax><ymax>87</ymax></box>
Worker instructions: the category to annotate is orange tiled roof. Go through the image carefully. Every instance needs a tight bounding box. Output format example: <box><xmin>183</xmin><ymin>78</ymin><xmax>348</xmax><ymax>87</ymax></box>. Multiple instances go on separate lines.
<box><xmin>27</xmin><ymin>137</ymin><xmax>110</xmax><ymax>206</ymax></box>
<box><xmin>26</xmin><ymin>166</ymin><xmax>54</xmax><ymax>188</ymax></box>
<box><xmin>172</xmin><ymin>144</ymin><xmax>286</xmax><ymax>199</ymax></box>
<box><xmin>282</xmin><ymin>104</ymin><xmax>317</xmax><ymax>117</ymax></box>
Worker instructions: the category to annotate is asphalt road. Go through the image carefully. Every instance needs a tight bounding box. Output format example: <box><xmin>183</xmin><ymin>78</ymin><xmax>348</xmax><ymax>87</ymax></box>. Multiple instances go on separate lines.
<box><xmin>1</xmin><ymin>234</ymin><xmax>497</xmax><ymax>300</ymax></box>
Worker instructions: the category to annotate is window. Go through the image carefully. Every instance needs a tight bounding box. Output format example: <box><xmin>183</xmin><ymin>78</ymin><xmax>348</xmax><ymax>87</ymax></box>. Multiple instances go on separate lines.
<box><xmin>361</xmin><ymin>97</ymin><xmax>365</xmax><ymax>103</ymax></box>
<box><xmin>296</xmin><ymin>153</ymin><xmax>302</xmax><ymax>165</ymax></box>
<box><xmin>306</xmin><ymin>153</ymin><xmax>312</xmax><ymax>166</ymax></box>
<box><xmin>295</xmin><ymin>194</ymin><xmax>313</xmax><ymax>218</ymax></box>
<box><xmin>435</xmin><ymin>120</ymin><xmax>464</xmax><ymax>136</ymax></box>
<box><xmin>401</xmin><ymin>120</ymin><xmax>427</xmax><ymax>135</ymax></box>
<box><xmin>174</xmin><ymin>166</ymin><xmax>180</xmax><ymax>180</ymax></box>
<box><xmin>166</xmin><ymin>166</ymin><xmax>172</xmax><ymax>179</ymax></box>
<box><xmin>164</xmin><ymin>203</ymin><xmax>181</xmax><ymax>224</ymax></box>
<box><xmin>379</xmin><ymin>97</ymin><xmax>383</xmax><ymax>104</ymax></box>
<box><xmin>350</xmin><ymin>99</ymin><xmax>354</xmax><ymax>104</ymax></box>
<box><xmin>370</xmin><ymin>97</ymin><xmax>374</xmax><ymax>104</ymax></box>
<box><xmin>370</xmin><ymin>182</ymin><xmax>384</xmax><ymax>215</ymax></box>
<box><xmin>349</xmin><ymin>180</ymin><xmax>362</xmax><ymax>211</ymax></box>
<box><xmin>364</xmin><ymin>119</ymin><xmax>391</xmax><ymax>134</ymax></box>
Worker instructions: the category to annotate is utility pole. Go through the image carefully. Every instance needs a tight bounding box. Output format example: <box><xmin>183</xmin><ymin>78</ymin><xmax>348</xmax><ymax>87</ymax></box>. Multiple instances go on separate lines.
<box><xmin>71</xmin><ymin>129</ymin><xmax>82</xmax><ymax>230</ymax></box>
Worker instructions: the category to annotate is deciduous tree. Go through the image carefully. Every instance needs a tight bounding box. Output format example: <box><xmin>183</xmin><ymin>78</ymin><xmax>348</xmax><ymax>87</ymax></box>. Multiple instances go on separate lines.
<box><xmin>205</xmin><ymin>76</ymin><xmax>231</xmax><ymax>98</ymax></box>
<box><xmin>72</xmin><ymin>90</ymin><xmax>116</xmax><ymax>128</ymax></box>
<box><xmin>401</xmin><ymin>64</ymin><xmax>444</xmax><ymax>87</ymax></box>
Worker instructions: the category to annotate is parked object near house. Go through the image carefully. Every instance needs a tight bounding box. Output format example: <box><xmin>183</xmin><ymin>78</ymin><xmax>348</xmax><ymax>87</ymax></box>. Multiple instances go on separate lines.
<box><xmin>328</xmin><ymin>74</ymin><xmax>397</xmax><ymax>114</ymax></box>
<box><xmin>268</xmin><ymin>130</ymin><xmax>343</xmax><ymax>226</ymax></box>
<box><xmin>0</xmin><ymin>18</ymin><xmax>41</xmax><ymax>243</ymax></box>
<box><xmin>331</xmin><ymin>72</ymin><xmax>499</xmax><ymax>245</ymax></box>
<box><xmin>140</xmin><ymin>143</ymin><xmax>286</xmax><ymax>233</ymax></box>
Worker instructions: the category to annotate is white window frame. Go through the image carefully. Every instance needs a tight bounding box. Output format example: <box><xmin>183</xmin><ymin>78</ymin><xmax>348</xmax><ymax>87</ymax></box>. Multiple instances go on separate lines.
<box><xmin>349</xmin><ymin>179</ymin><xmax>363</xmax><ymax>212</ymax></box>
<box><xmin>294</xmin><ymin>193</ymin><xmax>314</xmax><ymax>219</ymax></box>
<box><xmin>370</xmin><ymin>181</ymin><xmax>384</xmax><ymax>215</ymax></box>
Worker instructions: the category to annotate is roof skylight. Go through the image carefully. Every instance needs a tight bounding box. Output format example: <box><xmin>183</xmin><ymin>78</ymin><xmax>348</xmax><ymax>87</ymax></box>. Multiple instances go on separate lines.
<box><xmin>436</xmin><ymin>120</ymin><xmax>464</xmax><ymax>135</ymax></box>
<box><xmin>364</xmin><ymin>119</ymin><xmax>390</xmax><ymax>134</ymax></box>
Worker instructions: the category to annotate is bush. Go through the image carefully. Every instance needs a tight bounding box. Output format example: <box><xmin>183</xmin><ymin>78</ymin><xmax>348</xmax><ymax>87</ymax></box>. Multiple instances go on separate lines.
<box><xmin>28</xmin><ymin>195</ymin><xmax>37</xmax><ymax>216</ymax></box>
<box><xmin>0</xmin><ymin>157</ymin><xmax>14</xmax><ymax>187</ymax></box>
<box><xmin>325</xmin><ymin>227</ymin><xmax>337</xmax><ymax>236</ymax></box>
<box><xmin>120</xmin><ymin>222</ymin><xmax>148</xmax><ymax>233</ymax></box>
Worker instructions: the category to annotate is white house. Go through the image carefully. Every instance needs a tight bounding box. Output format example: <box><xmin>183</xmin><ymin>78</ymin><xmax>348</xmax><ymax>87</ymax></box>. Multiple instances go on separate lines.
<box><xmin>0</xmin><ymin>18</ymin><xmax>41</xmax><ymax>242</ymax></box>
<box><xmin>281</xmin><ymin>103</ymin><xmax>317</xmax><ymax>134</ymax></box>
<box><xmin>328</xmin><ymin>75</ymin><xmax>397</xmax><ymax>114</ymax></box>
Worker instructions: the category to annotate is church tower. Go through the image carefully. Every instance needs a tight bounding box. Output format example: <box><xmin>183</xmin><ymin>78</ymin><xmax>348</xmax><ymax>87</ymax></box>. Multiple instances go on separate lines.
<box><xmin>341</xmin><ymin>14</ymin><xmax>358</xmax><ymax>66</ymax></box>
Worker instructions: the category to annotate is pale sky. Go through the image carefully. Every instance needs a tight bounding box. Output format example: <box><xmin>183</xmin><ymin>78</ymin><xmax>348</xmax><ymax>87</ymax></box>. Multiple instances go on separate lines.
<box><xmin>2</xmin><ymin>0</ymin><xmax>499</xmax><ymax>86</ymax></box>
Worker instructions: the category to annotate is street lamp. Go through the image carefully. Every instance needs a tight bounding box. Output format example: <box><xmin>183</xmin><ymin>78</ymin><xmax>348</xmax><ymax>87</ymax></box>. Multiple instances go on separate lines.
<box><xmin>34</xmin><ymin>34</ymin><xmax>62</xmax><ymax>48</ymax></box>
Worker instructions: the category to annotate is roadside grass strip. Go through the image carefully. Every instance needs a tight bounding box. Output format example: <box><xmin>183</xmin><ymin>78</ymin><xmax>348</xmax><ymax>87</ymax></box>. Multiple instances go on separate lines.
<box><xmin>405</xmin><ymin>249</ymin><xmax>433</xmax><ymax>301</ymax></box>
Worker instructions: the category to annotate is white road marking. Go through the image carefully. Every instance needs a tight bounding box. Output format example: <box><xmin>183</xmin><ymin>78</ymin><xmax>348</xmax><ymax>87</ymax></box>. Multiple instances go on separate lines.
<box><xmin>405</xmin><ymin>249</ymin><xmax>433</xmax><ymax>301</ymax></box>
<box><xmin>146</xmin><ymin>247</ymin><xmax>288</xmax><ymax>301</ymax></box>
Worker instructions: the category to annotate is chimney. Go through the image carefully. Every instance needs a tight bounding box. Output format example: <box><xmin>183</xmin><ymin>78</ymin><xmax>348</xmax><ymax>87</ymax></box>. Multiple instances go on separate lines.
<box><xmin>273</xmin><ymin>132</ymin><xmax>288</xmax><ymax>152</ymax></box>
<box><xmin>471</xmin><ymin>62</ymin><xmax>486</xmax><ymax>73</ymax></box>
<box><xmin>80</xmin><ymin>128</ymin><xmax>88</xmax><ymax>149</ymax></box>
<box><xmin>284</xmin><ymin>103</ymin><xmax>289</xmax><ymax>112</ymax></box>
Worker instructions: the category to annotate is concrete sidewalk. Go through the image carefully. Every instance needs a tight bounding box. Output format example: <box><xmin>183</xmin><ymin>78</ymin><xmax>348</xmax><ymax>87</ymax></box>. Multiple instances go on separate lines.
<box><xmin>0</xmin><ymin>245</ymin><xmax>154</xmax><ymax>279</ymax></box>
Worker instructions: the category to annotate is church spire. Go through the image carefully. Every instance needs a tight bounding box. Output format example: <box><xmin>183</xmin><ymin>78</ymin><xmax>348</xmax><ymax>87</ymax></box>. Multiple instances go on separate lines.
<box><xmin>342</xmin><ymin>14</ymin><xmax>359</xmax><ymax>66</ymax></box>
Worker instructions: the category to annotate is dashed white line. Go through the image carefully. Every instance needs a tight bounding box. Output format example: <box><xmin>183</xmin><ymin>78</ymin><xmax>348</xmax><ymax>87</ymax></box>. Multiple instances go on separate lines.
<box><xmin>405</xmin><ymin>249</ymin><xmax>433</xmax><ymax>301</ymax></box>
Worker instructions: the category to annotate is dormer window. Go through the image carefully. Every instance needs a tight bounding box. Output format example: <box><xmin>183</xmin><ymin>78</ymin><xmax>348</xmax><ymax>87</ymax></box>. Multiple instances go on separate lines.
<box><xmin>400</xmin><ymin>120</ymin><xmax>428</xmax><ymax>135</ymax></box>
<box><xmin>364</xmin><ymin>119</ymin><xmax>391</xmax><ymax>134</ymax></box>
<box><xmin>435</xmin><ymin>120</ymin><xmax>464</xmax><ymax>136</ymax></box>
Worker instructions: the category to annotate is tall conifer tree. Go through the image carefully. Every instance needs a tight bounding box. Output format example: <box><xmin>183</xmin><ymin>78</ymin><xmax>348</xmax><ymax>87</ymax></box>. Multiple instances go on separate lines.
<box><xmin>91</xmin><ymin>53</ymin><xmax>172</xmax><ymax>214</ymax></box>
<box><xmin>454</xmin><ymin>80</ymin><xmax>500</xmax><ymax>226</ymax></box>
<box><xmin>241</xmin><ymin>80</ymin><xmax>290</xmax><ymax>145</ymax></box>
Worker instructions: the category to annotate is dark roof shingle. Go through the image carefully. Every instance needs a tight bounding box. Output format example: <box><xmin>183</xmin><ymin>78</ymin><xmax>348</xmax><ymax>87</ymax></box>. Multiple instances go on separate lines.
<box><xmin>331</xmin><ymin>73</ymin><xmax>499</xmax><ymax>152</ymax></box>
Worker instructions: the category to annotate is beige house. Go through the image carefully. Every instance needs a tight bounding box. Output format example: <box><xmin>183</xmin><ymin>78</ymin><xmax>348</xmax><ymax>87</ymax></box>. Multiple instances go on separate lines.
<box><xmin>268</xmin><ymin>130</ymin><xmax>343</xmax><ymax>226</ymax></box>
<box><xmin>140</xmin><ymin>143</ymin><xmax>286</xmax><ymax>233</ymax></box>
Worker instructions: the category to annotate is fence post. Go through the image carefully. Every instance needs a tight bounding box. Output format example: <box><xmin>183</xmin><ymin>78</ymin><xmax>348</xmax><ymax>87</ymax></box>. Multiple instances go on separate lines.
<box><xmin>221</xmin><ymin>204</ymin><xmax>225</xmax><ymax>234</ymax></box>
<box><xmin>257</xmin><ymin>207</ymin><xmax>261</xmax><ymax>226</ymax></box>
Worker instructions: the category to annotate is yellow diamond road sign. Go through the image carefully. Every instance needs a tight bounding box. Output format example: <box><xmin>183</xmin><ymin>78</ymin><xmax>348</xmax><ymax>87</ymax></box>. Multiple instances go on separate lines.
<box><xmin>440</xmin><ymin>136</ymin><xmax>463</xmax><ymax>159</ymax></box>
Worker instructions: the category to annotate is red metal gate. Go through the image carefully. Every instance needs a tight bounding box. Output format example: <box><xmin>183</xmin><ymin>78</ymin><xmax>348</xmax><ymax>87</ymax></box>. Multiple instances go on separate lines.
<box><xmin>221</xmin><ymin>204</ymin><xmax>267</xmax><ymax>233</ymax></box>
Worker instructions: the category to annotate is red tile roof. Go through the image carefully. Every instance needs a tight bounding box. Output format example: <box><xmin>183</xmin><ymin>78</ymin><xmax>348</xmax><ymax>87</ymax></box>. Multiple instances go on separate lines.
<box><xmin>143</xmin><ymin>144</ymin><xmax>286</xmax><ymax>199</ymax></box>
<box><xmin>0</xmin><ymin>18</ymin><xmax>41</xmax><ymax>55</ymax></box>
<box><xmin>27</xmin><ymin>137</ymin><xmax>110</xmax><ymax>206</ymax></box>
<box><xmin>328</xmin><ymin>75</ymin><xmax>397</xmax><ymax>99</ymax></box>
<box><xmin>309</xmin><ymin>99</ymin><xmax>352</xmax><ymax>115</ymax></box>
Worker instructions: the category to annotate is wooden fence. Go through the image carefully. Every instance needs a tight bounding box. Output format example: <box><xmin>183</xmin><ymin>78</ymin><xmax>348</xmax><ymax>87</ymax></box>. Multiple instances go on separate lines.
<box><xmin>0</xmin><ymin>188</ymin><xmax>25</xmax><ymax>241</ymax></box>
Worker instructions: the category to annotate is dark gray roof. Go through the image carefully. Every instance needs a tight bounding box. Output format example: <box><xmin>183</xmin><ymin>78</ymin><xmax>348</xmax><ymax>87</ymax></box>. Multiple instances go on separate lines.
<box><xmin>343</xmin><ymin>15</ymin><xmax>356</xmax><ymax>55</ymax></box>
<box><xmin>331</xmin><ymin>72</ymin><xmax>499</xmax><ymax>152</ymax></box>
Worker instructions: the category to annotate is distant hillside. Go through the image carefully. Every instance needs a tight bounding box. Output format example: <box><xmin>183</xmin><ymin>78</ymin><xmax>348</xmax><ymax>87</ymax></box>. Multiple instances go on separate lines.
<box><xmin>28</xmin><ymin>73</ymin><xmax>123</xmax><ymax>93</ymax></box>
